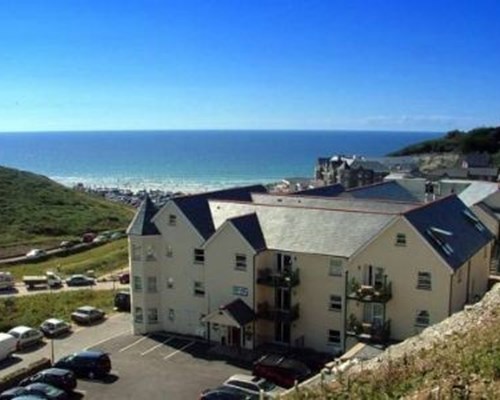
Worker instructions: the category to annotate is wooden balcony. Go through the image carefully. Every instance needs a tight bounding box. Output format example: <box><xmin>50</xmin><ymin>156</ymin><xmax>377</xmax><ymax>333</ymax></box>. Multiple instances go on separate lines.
<box><xmin>257</xmin><ymin>268</ymin><xmax>300</xmax><ymax>288</ymax></box>
<box><xmin>257</xmin><ymin>302</ymin><xmax>300</xmax><ymax>322</ymax></box>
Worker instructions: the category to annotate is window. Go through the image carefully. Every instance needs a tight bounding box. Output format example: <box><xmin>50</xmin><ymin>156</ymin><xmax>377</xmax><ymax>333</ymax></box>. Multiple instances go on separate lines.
<box><xmin>131</xmin><ymin>244</ymin><xmax>141</xmax><ymax>261</ymax></box>
<box><xmin>395</xmin><ymin>233</ymin><xmax>406</xmax><ymax>246</ymax></box>
<box><xmin>168</xmin><ymin>308</ymin><xmax>175</xmax><ymax>321</ymax></box>
<box><xmin>147</xmin><ymin>276</ymin><xmax>157</xmax><ymax>292</ymax></box>
<box><xmin>194</xmin><ymin>248</ymin><xmax>205</xmax><ymax>264</ymax></box>
<box><xmin>166</xmin><ymin>277</ymin><xmax>174</xmax><ymax>289</ymax></box>
<box><xmin>194</xmin><ymin>281</ymin><xmax>205</xmax><ymax>296</ymax></box>
<box><xmin>329</xmin><ymin>258</ymin><xmax>342</xmax><ymax>276</ymax></box>
<box><xmin>168</xmin><ymin>214</ymin><xmax>177</xmax><ymax>226</ymax></box>
<box><xmin>415</xmin><ymin>310</ymin><xmax>430</xmax><ymax>327</ymax></box>
<box><xmin>417</xmin><ymin>272</ymin><xmax>432</xmax><ymax>290</ymax></box>
<box><xmin>133</xmin><ymin>276</ymin><xmax>142</xmax><ymax>292</ymax></box>
<box><xmin>134</xmin><ymin>307</ymin><xmax>143</xmax><ymax>323</ymax></box>
<box><xmin>235</xmin><ymin>254</ymin><xmax>247</xmax><ymax>270</ymax></box>
<box><xmin>329</xmin><ymin>295</ymin><xmax>342</xmax><ymax>311</ymax></box>
<box><xmin>147</xmin><ymin>308</ymin><xmax>158</xmax><ymax>324</ymax></box>
<box><xmin>233</xmin><ymin>286</ymin><xmax>249</xmax><ymax>297</ymax></box>
<box><xmin>166</xmin><ymin>245</ymin><xmax>173</xmax><ymax>258</ymax></box>
<box><xmin>146</xmin><ymin>246</ymin><xmax>156</xmax><ymax>261</ymax></box>
<box><xmin>327</xmin><ymin>330</ymin><xmax>341</xmax><ymax>345</ymax></box>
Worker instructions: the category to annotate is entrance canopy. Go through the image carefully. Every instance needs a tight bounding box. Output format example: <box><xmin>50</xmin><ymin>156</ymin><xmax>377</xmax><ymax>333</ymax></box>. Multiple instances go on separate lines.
<box><xmin>202</xmin><ymin>299</ymin><xmax>256</xmax><ymax>328</ymax></box>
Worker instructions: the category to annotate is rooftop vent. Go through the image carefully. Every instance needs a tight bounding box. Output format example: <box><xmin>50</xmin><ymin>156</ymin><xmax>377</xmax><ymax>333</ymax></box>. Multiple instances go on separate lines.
<box><xmin>462</xmin><ymin>209</ymin><xmax>485</xmax><ymax>232</ymax></box>
<box><xmin>426</xmin><ymin>227</ymin><xmax>454</xmax><ymax>256</ymax></box>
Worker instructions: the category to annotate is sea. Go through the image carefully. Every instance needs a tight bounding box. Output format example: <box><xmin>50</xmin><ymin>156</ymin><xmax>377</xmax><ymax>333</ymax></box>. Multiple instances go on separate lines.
<box><xmin>0</xmin><ymin>130</ymin><xmax>440</xmax><ymax>193</ymax></box>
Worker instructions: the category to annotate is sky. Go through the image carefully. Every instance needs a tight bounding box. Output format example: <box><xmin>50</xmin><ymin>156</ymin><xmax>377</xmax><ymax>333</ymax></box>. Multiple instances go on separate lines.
<box><xmin>0</xmin><ymin>0</ymin><xmax>499</xmax><ymax>132</ymax></box>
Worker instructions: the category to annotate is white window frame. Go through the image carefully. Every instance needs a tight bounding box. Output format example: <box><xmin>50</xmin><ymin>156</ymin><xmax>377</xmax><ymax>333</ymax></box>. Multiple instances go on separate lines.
<box><xmin>233</xmin><ymin>286</ymin><xmax>249</xmax><ymax>297</ymax></box>
<box><xmin>134</xmin><ymin>307</ymin><xmax>143</xmax><ymax>323</ymax></box>
<box><xmin>147</xmin><ymin>276</ymin><xmax>157</xmax><ymax>293</ymax></box>
<box><xmin>327</xmin><ymin>329</ymin><xmax>341</xmax><ymax>346</ymax></box>
<box><xmin>395</xmin><ymin>233</ymin><xmax>407</xmax><ymax>246</ymax></box>
<box><xmin>235</xmin><ymin>254</ymin><xmax>247</xmax><ymax>271</ymax></box>
<box><xmin>194</xmin><ymin>281</ymin><xmax>205</xmax><ymax>297</ymax></box>
<box><xmin>415</xmin><ymin>310</ymin><xmax>430</xmax><ymax>327</ymax></box>
<box><xmin>147</xmin><ymin>308</ymin><xmax>159</xmax><ymax>324</ymax></box>
<box><xmin>329</xmin><ymin>295</ymin><xmax>342</xmax><ymax>312</ymax></box>
<box><xmin>194</xmin><ymin>248</ymin><xmax>205</xmax><ymax>265</ymax></box>
<box><xmin>417</xmin><ymin>271</ymin><xmax>432</xmax><ymax>290</ymax></box>
<box><xmin>133</xmin><ymin>276</ymin><xmax>142</xmax><ymax>292</ymax></box>
<box><xmin>329</xmin><ymin>258</ymin><xmax>343</xmax><ymax>277</ymax></box>
<box><xmin>168</xmin><ymin>214</ymin><xmax>177</xmax><ymax>226</ymax></box>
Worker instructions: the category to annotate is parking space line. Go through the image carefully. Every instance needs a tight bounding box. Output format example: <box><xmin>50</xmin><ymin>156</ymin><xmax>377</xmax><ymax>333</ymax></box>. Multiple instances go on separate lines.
<box><xmin>141</xmin><ymin>337</ymin><xmax>173</xmax><ymax>356</ymax></box>
<box><xmin>118</xmin><ymin>334</ymin><xmax>149</xmax><ymax>353</ymax></box>
<box><xmin>84</xmin><ymin>331</ymin><xmax>127</xmax><ymax>350</ymax></box>
<box><xmin>163</xmin><ymin>341</ymin><xmax>195</xmax><ymax>360</ymax></box>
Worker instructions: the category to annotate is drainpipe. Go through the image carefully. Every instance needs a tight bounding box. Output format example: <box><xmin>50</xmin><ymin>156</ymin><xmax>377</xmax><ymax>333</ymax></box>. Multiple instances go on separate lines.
<box><xmin>343</xmin><ymin>270</ymin><xmax>349</xmax><ymax>353</ymax></box>
<box><xmin>466</xmin><ymin>261</ymin><xmax>471</xmax><ymax>304</ymax></box>
<box><xmin>252</xmin><ymin>253</ymin><xmax>257</xmax><ymax>351</ymax></box>
<box><xmin>448</xmin><ymin>273</ymin><xmax>453</xmax><ymax>316</ymax></box>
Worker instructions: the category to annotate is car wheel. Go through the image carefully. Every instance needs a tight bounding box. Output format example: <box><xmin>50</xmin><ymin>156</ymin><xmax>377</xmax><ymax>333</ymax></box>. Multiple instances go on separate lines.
<box><xmin>88</xmin><ymin>371</ymin><xmax>95</xmax><ymax>379</ymax></box>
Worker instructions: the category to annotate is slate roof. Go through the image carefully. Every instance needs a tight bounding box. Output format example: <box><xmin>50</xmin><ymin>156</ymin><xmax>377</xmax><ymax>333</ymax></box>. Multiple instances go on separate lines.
<box><xmin>229</xmin><ymin>213</ymin><xmax>267</xmax><ymax>252</ymax></box>
<box><xmin>350</xmin><ymin>160</ymin><xmax>390</xmax><ymax>173</ymax></box>
<box><xmin>221</xmin><ymin>299</ymin><xmax>256</xmax><ymax>326</ymax></box>
<box><xmin>340</xmin><ymin>181</ymin><xmax>420</xmax><ymax>202</ymax></box>
<box><xmin>468</xmin><ymin>167</ymin><xmax>498</xmax><ymax>177</ymax></box>
<box><xmin>463</xmin><ymin>152</ymin><xmax>491</xmax><ymax>168</ymax></box>
<box><xmin>127</xmin><ymin>195</ymin><xmax>160</xmax><ymax>236</ymax></box>
<box><xmin>457</xmin><ymin>182</ymin><xmax>499</xmax><ymax>207</ymax></box>
<box><xmin>294</xmin><ymin>184</ymin><xmax>345</xmax><ymax>197</ymax></box>
<box><xmin>173</xmin><ymin>185</ymin><xmax>267</xmax><ymax>239</ymax></box>
<box><xmin>404</xmin><ymin>195</ymin><xmax>493</xmax><ymax>270</ymax></box>
<box><xmin>209</xmin><ymin>201</ymin><xmax>396</xmax><ymax>257</ymax></box>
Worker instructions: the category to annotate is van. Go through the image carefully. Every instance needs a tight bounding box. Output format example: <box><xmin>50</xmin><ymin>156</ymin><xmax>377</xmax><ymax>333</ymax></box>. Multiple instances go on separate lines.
<box><xmin>114</xmin><ymin>291</ymin><xmax>130</xmax><ymax>311</ymax></box>
<box><xmin>0</xmin><ymin>333</ymin><xmax>17</xmax><ymax>361</ymax></box>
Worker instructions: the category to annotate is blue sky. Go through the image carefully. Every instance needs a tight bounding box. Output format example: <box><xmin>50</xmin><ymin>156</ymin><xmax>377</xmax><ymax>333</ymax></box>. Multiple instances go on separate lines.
<box><xmin>0</xmin><ymin>0</ymin><xmax>499</xmax><ymax>132</ymax></box>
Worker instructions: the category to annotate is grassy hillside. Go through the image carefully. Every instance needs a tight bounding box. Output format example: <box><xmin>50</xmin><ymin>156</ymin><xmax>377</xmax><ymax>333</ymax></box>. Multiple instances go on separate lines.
<box><xmin>388</xmin><ymin>126</ymin><xmax>500</xmax><ymax>166</ymax></box>
<box><xmin>0</xmin><ymin>165</ymin><xmax>134</xmax><ymax>254</ymax></box>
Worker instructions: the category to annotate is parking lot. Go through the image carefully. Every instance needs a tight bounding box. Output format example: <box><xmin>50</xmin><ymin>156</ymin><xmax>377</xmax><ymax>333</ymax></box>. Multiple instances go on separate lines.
<box><xmin>1</xmin><ymin>314</ymin><xmax>251</xmax><ymax>399</ymax></box>
<box><xmin>79</xmin><ymin>332</ymin><xmax>250</xmax><ymax>399</ymax></box>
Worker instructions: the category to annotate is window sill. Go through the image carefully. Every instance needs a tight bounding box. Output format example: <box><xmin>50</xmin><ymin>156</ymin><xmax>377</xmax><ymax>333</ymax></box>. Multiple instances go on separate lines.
<box><xmin>416</xmin><ymin>287</ymin><xmax>432</xmax><ymax>291</ymax></box>
<box><xmin>328</xmin><ymin>308</ymin><xmax>342</xmax><ymax>312</ymax></box>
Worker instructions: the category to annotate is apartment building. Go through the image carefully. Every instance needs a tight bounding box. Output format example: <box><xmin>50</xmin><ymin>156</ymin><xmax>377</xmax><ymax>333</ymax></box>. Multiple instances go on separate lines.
<box><xmin>128</xmin><ymin>185</ymin><xmax>493</xmax><ymax>355</ymax></box>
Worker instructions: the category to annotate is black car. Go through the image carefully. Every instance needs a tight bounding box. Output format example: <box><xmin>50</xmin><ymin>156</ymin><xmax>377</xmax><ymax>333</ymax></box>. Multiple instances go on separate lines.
<box><xmin>20</xmin><ymin>368</ymin><xmax>77</xmax><ymax>393</ymax></box>
<box><xmin>201</xmin><ymin>386</ymin><xmax>257</xmax><ymax>400</ymax></box>
<box><xmin>114</xmin><ymin>291</ymin><xmax>130</xmax><ymax>312</ymax></box>
<box><xmin>65</xmin><ymin>275</ymin><xmax>95</xmax><ymax>287</ymax></box>
<box><xmin>0</xmin><ymin>387</ymin><xmax>29</xmax><ymax>400</ymax></box>
<box><xmin>54</xmin><ymin>350</ymin><xmax>111</xmax><ymax>379</ymax></box>
<box><xmin>22</xmin><ymin>383</ymin><xmax>67</xmax><ymax>400</ymax></box>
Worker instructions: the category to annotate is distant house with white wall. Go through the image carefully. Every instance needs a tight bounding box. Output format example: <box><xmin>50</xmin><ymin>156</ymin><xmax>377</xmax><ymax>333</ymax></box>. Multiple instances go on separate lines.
<box><xmin>127</xmin><ymin>184</ymin><xmax>493</xmax><ymax>355</ymax></box>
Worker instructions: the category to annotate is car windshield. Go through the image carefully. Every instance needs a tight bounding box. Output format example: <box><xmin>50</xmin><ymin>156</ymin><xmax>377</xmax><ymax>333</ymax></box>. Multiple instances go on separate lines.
<box><xmin>257</xmin><ymin>379</ymin><xmax>276</xmax><ymax>391</ymax></box>
<box><xmin>9</xmin><ymin>331</ymin><xmax>20</xmax><ymax>338</ymax></box>
<box><xmin>77</xmin><ymin>309</ymin><xmax>91</xmax><ymax>314</ymax></box>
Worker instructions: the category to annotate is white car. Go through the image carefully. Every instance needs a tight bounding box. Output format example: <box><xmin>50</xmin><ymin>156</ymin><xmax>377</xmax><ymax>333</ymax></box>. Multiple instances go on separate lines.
<box><xmin>223</xmin><ymin>374</ymin><xmax>284</xmax><ymax>398</ymax></box>
<box><xmin>25</xmin><ymin>249</ymin><xmax>47</xmax><ymax>259</ymax></box>
<box><xmin>39</xmin><ymin>318</ymin><xmax>71</xmax><ymax>337</ymax></box>
<box><xmin>7</xmin><ymin>326</ymin><xmax>44</xmax><ymax>350</ymax></box>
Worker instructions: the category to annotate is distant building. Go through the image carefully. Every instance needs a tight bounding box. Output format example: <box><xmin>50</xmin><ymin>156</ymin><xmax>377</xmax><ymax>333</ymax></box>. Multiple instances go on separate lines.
<box><xmin>315</xmin><ymin>155</ymin><xmax>390</xmax><ymax>189</ymax></box>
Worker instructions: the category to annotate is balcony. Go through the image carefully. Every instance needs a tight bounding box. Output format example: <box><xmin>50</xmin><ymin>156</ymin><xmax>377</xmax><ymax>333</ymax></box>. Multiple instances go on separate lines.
<box><xmin>257</xmin><ymin>302</ymin><xmax>300</xmax><ymax>322</ymax></box>
<box><xmin>257</xmin><ymin>268</ymin><xmax>300</xmax><ymax>288</ymax></box>
<box><xmin>347</xmin><ymin>278</ymin><xmax>392</xmax><ymax>303</ymax></box>
<box><xmin>346</xmin><ymin>315</ymin><xmax>391</xmax><ymax>344</ymax></box>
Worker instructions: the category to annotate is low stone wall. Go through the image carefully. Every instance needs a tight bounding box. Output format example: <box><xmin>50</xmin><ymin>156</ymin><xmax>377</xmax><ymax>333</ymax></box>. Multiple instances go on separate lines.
<box><xmin>0</xmin><ymin>358</ymin><xmax>51</xmax><ymax>392</ymax></box>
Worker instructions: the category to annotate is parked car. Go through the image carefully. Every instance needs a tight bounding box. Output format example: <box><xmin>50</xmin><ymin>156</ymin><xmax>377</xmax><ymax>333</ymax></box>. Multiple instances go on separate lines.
<box><xmin>65</xmin><ymin>275</ymin><xmax>95</xmax><ymax>287</ymax></box>
<box><xmin>7</xmin><ymin>326</ymin><xmax>44</xmax><ymax>350</ymax></box>
<box><xmin>118</xmin><ymin>272</ymin><xmax>130</xmax><ymax>284</ymax></box>
<box><xmin>54</xmin><ymin>350</ymin><xmax>111</xmax><ymax>379</ymax></box>
<box><xmin>114</xmin><ymin>291</ymin><xmax>130</xmax><ymax>312</ymax></box>
<box><xmin>201</xmin><ymin>386</ymin><xmax>258</xmax><ymax>399</ymax></box>
<box><xmin>20</xmin><ymin>368</ymin><xmax>77</xmax><ymax>393</ymax></box>
<box><xmin>0</xmin><ymin>387</ymin><xmax>30</xmax><ymax>400</ymax></box>
<box><xmin>59</xmin><ymin>240</ymin><xmax>78</xmax><ymax>249</ymax></box>
<box><xmin>82</xmin><ymin>233</ymin><xmax>96</xmax><ymax>243</ymax></box>
<box><xmin>0</xmin><ymin>333</ymin><xmax>17</xmax><ymax>361</ymax></box>
<box><xmin>39</xmin><ymin>319</ymin><xmax>71</xmax><ymax>338</ymax></box>
<box><xmin>0</xmin><ymin>272</ymin><xmax>15</xmax><ymax>291</ymax></box>
<box><xmin>70</xmin><ymin>306</ymin><xmax>105</xmax><ymax>325</ymax></box>
<box><xmin>21</xmin><ymin>383</ymin><xmax>67</xmax><ymax>400</ymax></box>
<box><xmin>253</xmin><ymin>355</ymin><xmax>312</xmax><ymax>388</ymax></box>
<box><xmin>25</xmin><ymin>249</ymin><xmax>47</xmax><ymax>260</ymax></box>
<box><xmin>223</xmin><ymin>375</ymin><xmax>283</xmax><ymax>398</ymax></box>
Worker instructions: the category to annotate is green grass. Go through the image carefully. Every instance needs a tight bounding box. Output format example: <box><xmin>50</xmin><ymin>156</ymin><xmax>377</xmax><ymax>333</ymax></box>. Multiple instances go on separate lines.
<box><xmin>0</xmin><ymin>165</ymin><xmax>134</xmax><ymax>256</ymax></box>
<box><xmin>0</xmin><ymin>290</ymin><xmax>117</xmax><ymax>331</ymax></box>
<box><xmin>287</xmin><ymin>304</ymin><xmax>500</xmax><ymax>399</ymax></box>
<box><xmin>5</xmin><ymin>239</ymin><xmax>129</xmax><ymax>281</ymax></box>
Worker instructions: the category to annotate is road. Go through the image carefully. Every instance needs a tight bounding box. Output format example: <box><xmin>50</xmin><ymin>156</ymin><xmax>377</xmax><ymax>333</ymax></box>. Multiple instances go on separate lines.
<box><xmin>0</xmin><ymin>243</ymin><xmax>96</xmax><ymax>265</ymax></box>
<box><xmin>0</xmin><ymin>280</ymin><xmax>128</xmax><ymax>298</ymax></box>
<box><xmin>0</xmin><ymin>313</ymin><xmax>132</xmax><ymax>379</ymax></box>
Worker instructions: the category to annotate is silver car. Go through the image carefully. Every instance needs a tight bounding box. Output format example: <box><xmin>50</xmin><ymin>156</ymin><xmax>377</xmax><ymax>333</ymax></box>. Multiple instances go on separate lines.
<box><xmin>39</xmin><ymin>318</ymin><xmax>71</xmax><ymax>337</ymax></box>
<box><xmin>7</xmin><ymin>326</ymin><xmax>44</xmax><ymax>350</ymax></box>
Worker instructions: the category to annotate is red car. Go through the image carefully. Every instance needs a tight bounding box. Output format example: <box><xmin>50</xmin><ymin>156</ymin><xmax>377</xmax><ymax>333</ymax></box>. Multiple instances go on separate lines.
<box><xmin>252</xmin><ymin>355</ymin><xmax>311</xmax><ymax>388</ymax></box>
<box><xmin>118</xmin><ymin>272</ymin><xmax>130</xmax><ymax>284</ymax></box>
<box><xmin>82</xmin><ymin>233</ymin><xmax>97</xmax><ymax>243</ymax></box>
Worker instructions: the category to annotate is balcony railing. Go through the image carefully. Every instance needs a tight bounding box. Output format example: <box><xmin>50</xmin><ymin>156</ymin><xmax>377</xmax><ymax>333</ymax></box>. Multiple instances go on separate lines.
<box><xmin>347</xmin><ymin>278</ymin><xmax>392</xmax><ymax>303</ymax></box>
<box><xmin>346</xmin><ymin>315</ymin><xmax>391</xmax><ymax>344</ymax></box>
<box><xmin>257</xmin><ymin>268</ymin><xmax>300</xmax><ymax>287</ymax></box>
<box><xmin>257</xmin><ymin>302</ymin><xmax>300</xmax><ymax>322</ymax></box>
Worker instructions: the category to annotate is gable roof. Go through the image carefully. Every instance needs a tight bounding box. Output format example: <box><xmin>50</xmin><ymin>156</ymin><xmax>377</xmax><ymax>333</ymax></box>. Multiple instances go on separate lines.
<box><xmin>229</xmin><ymin>213</ymin><xmax>267</xmax><ymax>252</ymax></box>
<box><xmin>127</xmin><ymin>195</ymin><xmax>160</xmax><ymax>236</ymax></box>
<box><xmin>221</xmin><ymin>299</ymin><xmax>256</xmax><ymax>326</ymax></box>
<box><xmin>172</xmin><ymin>185</ymin><xmax>267</xmax><ymax>239</ymax></box>
<box><xmin>209</xmin><ymin>201</ymin><xmax>397</xmax><ymax>257</ymax></box>
<box><xmin>340</xmin><ymin>181</ymin><xmax>420</xmax><ymax>202</ymax></box>
<box><xmin>404</xmin><ymin>195</ymin><xmax>493</xmax><ymax>270</ymax></box>
<box><xmin>294</xmin><ymin>183</ymin><xmax>345</xmax><ymax>197</ymax></box>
